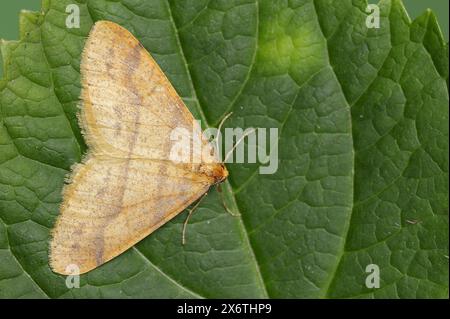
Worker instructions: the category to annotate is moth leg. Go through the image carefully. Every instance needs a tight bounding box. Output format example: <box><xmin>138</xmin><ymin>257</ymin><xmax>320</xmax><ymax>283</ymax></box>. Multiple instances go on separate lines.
<box><xmin>182</xmin><ymin>193</ymin><xmax>208</xmax><ymax>245</ymax></box>
<box><xmin>217</xmin><ymin>184</ymin><xmax>241</xmax><ymax>217</ymax></box>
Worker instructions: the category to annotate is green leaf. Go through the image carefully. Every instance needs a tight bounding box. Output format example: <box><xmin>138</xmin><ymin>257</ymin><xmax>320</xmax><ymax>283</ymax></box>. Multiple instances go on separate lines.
<box><xmin>0</xmin><ymin>0</ymin><xmax>448</xmax><ymax>298</ymax></box>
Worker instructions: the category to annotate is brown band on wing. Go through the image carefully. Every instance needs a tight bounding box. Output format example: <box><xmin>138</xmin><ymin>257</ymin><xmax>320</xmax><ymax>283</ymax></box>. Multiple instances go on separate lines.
<box><xmin>92</xmin><ymin>42</ymin><xmax>144</xmax><ymax>266</ymax></box>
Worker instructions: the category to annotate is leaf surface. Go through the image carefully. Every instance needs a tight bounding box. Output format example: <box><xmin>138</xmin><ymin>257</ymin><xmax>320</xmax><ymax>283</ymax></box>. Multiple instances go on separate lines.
<box><xmin>0</xmin><ymin>0</ymin><xmax>448</xmax><ymax>298</ymax></box>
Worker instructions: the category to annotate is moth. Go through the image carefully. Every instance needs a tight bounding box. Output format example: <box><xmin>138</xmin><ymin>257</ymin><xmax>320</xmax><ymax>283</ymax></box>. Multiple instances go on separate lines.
<box><xmin>50</xmin><ymin>21</ymin><xmax>228</xmax><ymax>275</ymax></box>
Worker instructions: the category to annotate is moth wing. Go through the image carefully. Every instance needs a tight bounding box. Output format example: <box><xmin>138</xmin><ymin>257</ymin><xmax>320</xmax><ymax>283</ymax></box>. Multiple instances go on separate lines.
<box><xmin>80</xmin><ymin>20</ymin><xmax>214</xmax><ymax>162</ymax></box>
<box><xmin>50</xmin><ymin>157</ymin><xmax>211</xmax><ymax>275</ymax></box>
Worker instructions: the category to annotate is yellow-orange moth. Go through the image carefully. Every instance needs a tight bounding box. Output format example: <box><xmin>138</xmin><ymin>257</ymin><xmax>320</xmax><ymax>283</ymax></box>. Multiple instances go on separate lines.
<box><xmin>50</xmin><ymin>21</ymin><xmax>228</xmax><ymax>275</ymax></box>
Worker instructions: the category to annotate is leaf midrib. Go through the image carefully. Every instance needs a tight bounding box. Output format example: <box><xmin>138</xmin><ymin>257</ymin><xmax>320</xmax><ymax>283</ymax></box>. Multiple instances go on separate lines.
<box><xmin>165</xmin><ymin>0</ymin><xmax>270</xmax><ymax>298</ymax></box>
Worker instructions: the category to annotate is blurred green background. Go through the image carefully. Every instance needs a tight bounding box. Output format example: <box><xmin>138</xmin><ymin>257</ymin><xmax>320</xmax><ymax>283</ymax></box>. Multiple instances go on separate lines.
<box><xmin>0</xmin><ymin>0</ymin><xmax>449</xmax><ymax>77</ymax></box>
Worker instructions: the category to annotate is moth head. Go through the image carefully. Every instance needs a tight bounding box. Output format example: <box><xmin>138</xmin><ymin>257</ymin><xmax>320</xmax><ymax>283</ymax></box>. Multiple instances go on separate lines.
<box><xmin>198</xmin><ymin>162</ymin><xmax>228</xmax><ymax>184</ymax></box>
<box><xmin>214</xmin><ymin>163</ymin><xmax>228</xmax><ymax>184</ymax></box>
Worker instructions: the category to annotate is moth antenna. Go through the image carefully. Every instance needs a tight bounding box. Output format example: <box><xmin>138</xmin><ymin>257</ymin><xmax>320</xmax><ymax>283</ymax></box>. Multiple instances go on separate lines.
<box><xmin>216</xmin><ymin>185</ymin><xmax>241</xmax><ymax>217</ymax></box>
<box><xmin>224</xmin><ymin>128</ymin><xmax>256</xmax><ymax>162</ymax></box>
<box><xmin>182</xmin><ymin>193</ymin><xmax>208</xmax><ymax>245</ymax></box>
<box><xmin>214</xmin><ymin>112</ymin><xmax>233</xmax><ymax>155</ymax></box>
